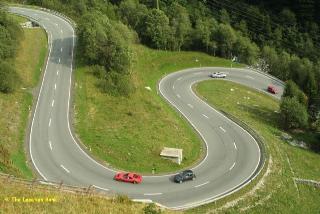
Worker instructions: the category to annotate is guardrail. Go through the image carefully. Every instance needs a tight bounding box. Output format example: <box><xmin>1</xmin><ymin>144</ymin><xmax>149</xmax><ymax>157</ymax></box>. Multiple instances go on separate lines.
<box><xmin>5</xmin><ymin>3</ymin><xmax>77</xmax><ymax>28</ymax></box>
<box><xmin>0</xmin><ymin>171</ymin><xmax>110</xmax><ymax>197</ymax></box>
<box><xmin>294</xmin><ymin>177</ymin><xmax>320</xmax><ymax>188</ymax></box>
<box><xmin>247</xmin><ymin>66</ymin><xmax>285</xmax><ymax>87</ymax></box>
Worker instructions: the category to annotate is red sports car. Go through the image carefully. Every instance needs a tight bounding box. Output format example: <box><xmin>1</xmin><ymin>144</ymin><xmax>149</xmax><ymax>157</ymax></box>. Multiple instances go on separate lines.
<box><xmin>114</xmin><ymin>172</ymin><xmax>142</xmax><ymax>184</ymax></box>
<box><xmin>267</xmin><ymin>85</ymin><xmax>278</xmax><ymax>94</ymax></box>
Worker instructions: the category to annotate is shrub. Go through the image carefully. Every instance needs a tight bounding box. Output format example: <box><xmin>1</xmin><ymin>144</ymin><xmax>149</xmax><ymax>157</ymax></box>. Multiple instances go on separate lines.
<box><xmin>0</xmin><ymin>62</ymin><xmax>18</xmax><ymax>93</ymax></box>
<box><xmin>279</xmin><ymin>97</ymin><xmax>308</xmax><ymax>130</ymax></box>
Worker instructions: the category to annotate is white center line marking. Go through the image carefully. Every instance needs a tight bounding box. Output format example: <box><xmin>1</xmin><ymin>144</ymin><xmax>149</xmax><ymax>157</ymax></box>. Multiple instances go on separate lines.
<box><xmin>234</xmin><ymin>142</ymin><xmax>237</xmax><ymax>150</ymax></box>
<box><xmin>60</xmin><ymin>165</ymin><xmax>70</xmax><ymax>173</ymax></box>
<box><xmin>48</xmin><ymin>118</ymin><xmax>52</xmax><ymax>127</ymax></box>
<box><xmin>57</xmin><ymin>70</ymin><xmax>59</xmax><ymax>75</ymax></box>
<box><xmin>194</xmin><ymin>181</ymin><xmax>210</xmax><ymax>188</ymax></box>
<box><xmin>61</xmin><ymin>30</ymin><xmax>63</xmax><ymax>34</ymax></box>
<box><xmin>202</xmin><ymin>114</ymin><xmax>209</xmax><ymax>119</ymax></box>
<box><xmin>229</xmin><ymin>162</ymin><xmax>236</xmax><ymax>170</ymax></box>
<box><xmin>177</xmin><ymin>77</ymin><xmax>182</xmax><ymax>81</ymax></box>
<box><xmin>49</xmin><ymin>141</ymin><xmax>52</xmax><ymax>150</ymax></box>
<box><xmin>51</xmin><ymin>100</ymin><xmax>55</xmax><ymax>107</ymax></box>
<box><xmin>55</xmin><ymin>23</ymin><xmax>58</xmax><ymax>26</ymax></box>
<box><xmin>245</xmin><ymin>75</ymin><xmax>254</xmax><ymax>80</ymax></box>
<box><xmin>219</xmin><ymin>126</ymin><xmax>226</xmax><ymax>133</ymax></box>
<box><xmin>173</xmin><ymin>85</ymin><xmax>175</xmax><ymax>89</ymax></box>
<box><xmin>93</xmin><ymin>185</ymin><xmax>109</xmax><ymax>191</ymax></box>
<box><xmin>177</xmin><ymin>94</ymin><xmax>181</xmax><ymax>98</ymax></box>
<box><xmin>58</xmin><ymin>58</ymin><xmax>61</xmax><ymax>63</ymax></box>
<box><xmin>54</xmin><ymin>84</ymin><xmax>57</xmax><ymax>90</ymax></box>
<box><xmin>61</xmin><ymin>48</ymin><xmax>63</xmax><ymax>52</ymax></box>
<box><xmin>144</xmin><ymin>193</ymin><xmax>162</xmax><ymax>196</ymax></box>
<box><xmin>188</xmin><ymin>104</ymin><xmax>194</xmax><ymax>108</ymax></box>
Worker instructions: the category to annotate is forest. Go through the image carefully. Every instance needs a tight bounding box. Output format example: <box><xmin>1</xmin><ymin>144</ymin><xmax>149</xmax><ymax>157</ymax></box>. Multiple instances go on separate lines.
<box><xmin>3</xmin><ymin>0</ymin><xmax>320</xmax><ymax>131</ymax></box>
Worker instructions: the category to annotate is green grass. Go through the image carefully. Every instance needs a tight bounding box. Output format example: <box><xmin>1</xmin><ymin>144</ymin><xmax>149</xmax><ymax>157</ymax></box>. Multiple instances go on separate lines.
<box><xmin>0</xmin><ymin>25</ymin><xmax>47</xmax><ymax>179</ymax></box>
<box><xmin>74</xmin><ymin>44</ymin><xmax>244</xmax><ymax>174</ymax></box>
<box><xmin>187</xmin><ymin>80</ymin><xmax>320</xmax><ymax>213</ymax></box>
<box><xmin>7</xmin><ymin>13</ymin><xmax>28</xmax><ymax>23</ymax></box>
<box><xmin>0</xmin><ymin>179</ymin><xmax>175</xmax><ymax>214</ymax></box>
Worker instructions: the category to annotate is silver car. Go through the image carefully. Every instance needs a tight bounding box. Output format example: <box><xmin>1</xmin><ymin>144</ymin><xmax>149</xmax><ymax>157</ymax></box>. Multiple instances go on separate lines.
<box><xmin>210</xmin><ymin>72</ymin><xmax>227</xmax><ymax>78</ymax></box>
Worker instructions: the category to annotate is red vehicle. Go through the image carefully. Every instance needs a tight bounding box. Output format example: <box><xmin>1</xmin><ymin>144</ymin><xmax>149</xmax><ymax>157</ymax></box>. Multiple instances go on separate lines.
<box><xmin>268</xmin><ymin>85</ymin><xmax>278</xmax><ymax>94</ymax></box>
<box><xmin>114</xmin><ymin>172</ymin><xmax>142</xmax><ymax>184</ymax></box>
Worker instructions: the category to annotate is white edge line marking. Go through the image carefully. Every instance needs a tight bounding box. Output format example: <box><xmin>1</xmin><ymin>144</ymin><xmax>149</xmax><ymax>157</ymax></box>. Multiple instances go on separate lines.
<box><xmin>93</xmin><ymin>185</ymin><xmax>109</xmax><ymax>191</ymax></box>
<box><xmin>61</xmin><ymin>47</ymin><xmax>63</xmax><ymax>52</ymax></box>
<box><xmin>132</xmin><ymin>199</ymin><xmax>153</xmax><ymax>203</ymax></box>
<box><xmin>60</xmin><ymin>164</ymin><xmax>70</xmax><ymax>173</ymax></box>
<box><xmin>157</xmin><ymin>76</ymin><xmax>209</xmax><ymax>177</ymax></box>
<box><xmin>49</xmin><ymin>141</ymin><xmax>52</xmax><ymax>150</ymax></box>
<box><xmin>48</xmin><ymin>118</ymin><xmax>51</xmax><ymax>127</ymax></box>
<box><xmin>144</xmin><ymin>193</ymin><xmax>162</xmax><ymax>196</ymax></box>
<box><xmin>219</xmin><ymin>126</ymin><xmax>226</xmax><ymax>133</ymax></box>
<box><xmin>202</xmin><ymin>114</ymin><xmax>209</xmax><ymax>119</ymax></box>
<box><xmin>61</xmin><ymin>30</ymin><xmax>63</xmax><ymax>34</ymax></box>
<box><xmin>194</xmin><ymin>181</ymin><xmax>209</xmax><ymax>188</ymax></box>
<box><xmin>229</xmin><ymin>162</ymin><xmax>236</xmax><ymax>170</ymax></box>
<box><xmin>12</xmin><ymin>7</ymin><xmax>53</xmax><ymax>181</ymax></box>
<box><xmin>16</xmin><ymin>6</ymin><xmax>119</xmax><ymax>174</ymax></box>
<box><xmin>63</xmin><ymin>13</ymin><xmax>118</xmax><ymax>174</ymax></box>
<box><xmin>51</xmin><ymin>99</ymin><xmax>54</xmax><ymax>107</ymax></box>
<box><xmin>177</xmin><ymin>77</ymin><xmax>182</xmax><ymax>81</ymax></box>
<box><xmin>11</xmin><ymin>7</ymin><xmax>120</xmax><ymax>180</ymax></box>
<box><xmin>234</xmin><ymin>142</ymin><xmax>237</xmax><ymax>150</ymax></box>
<box><xmin>157</xmin><ymin>69</ymin><xmax>264</xmax><ymax>206</ymax></box>
<box><xmin>173</xmin><ymin>85</ymin><xmax>175</xmax><ymax>89</ymax></box>
<box><xmin>165</xmin><ymin>77</ymin><xmax>263</xmax><ymax>210</ymax></box>
<box><xmin>14</xmin><ymin>8</ymin><xmax>270</xmax><ymax>204</ymax></box>
<box><xmin>58</xmin><ymin>58</ymin><xmax>61</xmax><ymax>63</ymax></box>
<box><xmin>57</xmin><ymin>70</ymin><xmax>59</xmax><ymax>75</ymax></box>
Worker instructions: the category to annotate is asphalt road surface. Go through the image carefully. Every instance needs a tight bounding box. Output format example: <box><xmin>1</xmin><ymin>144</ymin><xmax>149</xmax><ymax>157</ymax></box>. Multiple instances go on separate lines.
<box><xmin>10</xmin><ymin>7</ymin><xmax>284</xmax><ymax>210</ymax></box>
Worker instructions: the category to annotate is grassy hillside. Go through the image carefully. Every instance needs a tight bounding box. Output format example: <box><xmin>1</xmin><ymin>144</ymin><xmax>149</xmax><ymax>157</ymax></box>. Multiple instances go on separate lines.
<box><xmin>0</xmin><ymin>178</ymin><xmax>173</xmax><ymax>214</ymax></box>
<box><xmin>190</xmin><ymin>80</ymin><xmax>320</xmax><ymax>213</ymax></box>
<box><xmin>74</xmin><ymin>44</ymin><xmax>243</xmax><ymax>174</ymax></box>
<box><xmin>0</xmin><ymin>15</ymin><xmax>47</xmax><ymax>178</ymax></box>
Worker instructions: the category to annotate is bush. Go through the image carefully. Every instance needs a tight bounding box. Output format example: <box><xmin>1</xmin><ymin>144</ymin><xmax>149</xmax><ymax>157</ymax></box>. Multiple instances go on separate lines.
<box><xmin>114</xmin><ymin>195</ymin><xmax>131</xmax><ymax>204</ymax></box>
<box><xmin>98</xmin><ymin>71</ymin><xmax>134</xmax><ymax>96</ymax></box>
<box><xmin>0</xmin><ymin>62</ymin><xmax>18</xmax><ymax>93</ymax></box>
<box><xmin>279</xmin><ymin>97</ymin><xmax>308</xmax><ymax>130</ymax></box>
<box><xmin>0</xmin><ymin>10</ymin><xmax>23</xmax><ymax>60</ymax></box>
<box><xmin>143</xmin><ymin>203</ymin><xmax>161</xmax><ymax>214</ymax></box>
<box><xmin>283</xmin><ymin>80</ymin><xmax>308</xmax><ymax>106</ymax></box>
<box><xmin>143</xmin><ymin>9</ymin><xmax>171</xmax><ymax>50</ymax></box>
<box><xmin>78</xmin><ymin>12</ymin><xmax>132</xmax><ymax>74</ymax></box>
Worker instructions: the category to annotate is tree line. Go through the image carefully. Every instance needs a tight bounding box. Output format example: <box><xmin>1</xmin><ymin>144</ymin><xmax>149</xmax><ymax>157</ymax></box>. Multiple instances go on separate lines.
<box><xmin>0</xmin><ymin>9</ymin><xmax>22</xmax><ymax>93</ymax></box>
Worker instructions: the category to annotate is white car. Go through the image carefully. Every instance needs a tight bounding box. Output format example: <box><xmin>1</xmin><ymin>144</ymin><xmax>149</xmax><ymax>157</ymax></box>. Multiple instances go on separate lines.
<box><xmin>210</xmin><ymin>72</ymin><xmax>227</xmax><ymax>78</ymax></box>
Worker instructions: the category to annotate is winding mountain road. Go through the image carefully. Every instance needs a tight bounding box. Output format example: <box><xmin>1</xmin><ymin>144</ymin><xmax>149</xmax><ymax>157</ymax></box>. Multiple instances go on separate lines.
<box><xmin>10</xmin><ymin>7</ymin><xmax>284</xmax><ymax>210</ymax></box>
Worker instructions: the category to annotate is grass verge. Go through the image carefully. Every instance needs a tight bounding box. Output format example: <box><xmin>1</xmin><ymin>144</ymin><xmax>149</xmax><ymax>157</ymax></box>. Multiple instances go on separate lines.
<box><xmin>74</xmin><ymin>44</ymin><xmax>244</xmax><ymax>174</ymax></box>
<box><xmin>187</xmin><ymin>80</ymin><xmax>320</xmax><ymax>213</ymax></box>
<box><xmin>0</xmin><ymin>179</ymin><xmax>174</xmax><ymax>214</ymax></box>
<box><xmin>0</xmin><ymin>22</ymin><xmax>47</xmax><ymax>178</ymax></box>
